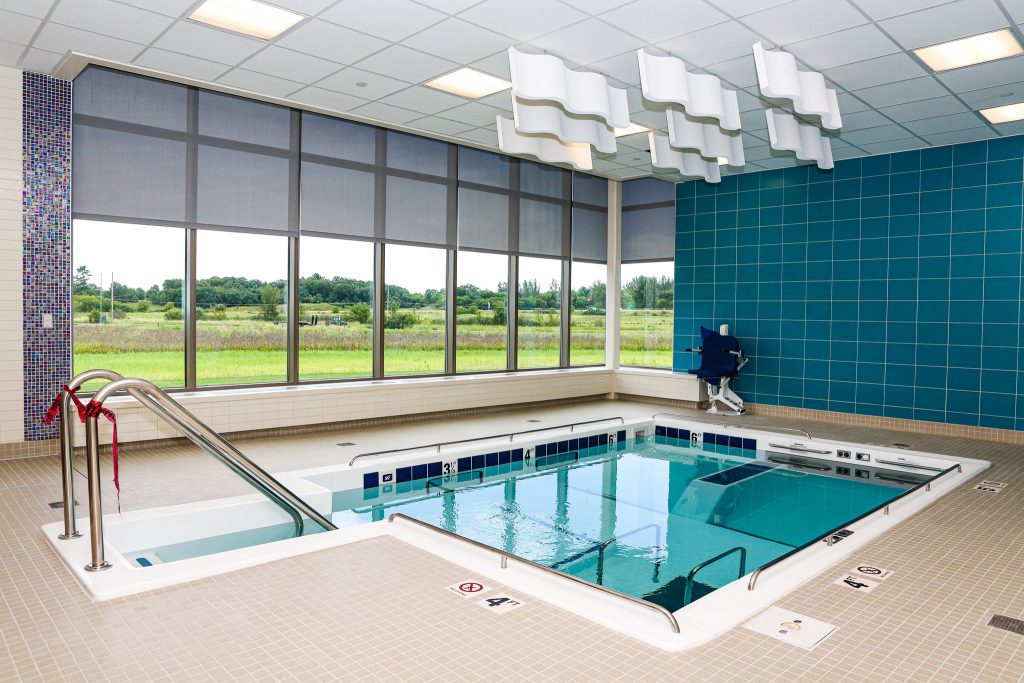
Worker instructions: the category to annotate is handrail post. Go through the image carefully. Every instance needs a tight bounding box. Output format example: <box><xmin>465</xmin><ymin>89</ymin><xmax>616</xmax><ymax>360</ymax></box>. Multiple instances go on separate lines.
<box><xmin>83</xmin><ymin>412</ymin><xmax>110</xmax><ymax>572</ymax></box>
<box><xmin>57</xmin><ymin>391</ymin><xmax>81</xmax><ymax>539</ymax></box>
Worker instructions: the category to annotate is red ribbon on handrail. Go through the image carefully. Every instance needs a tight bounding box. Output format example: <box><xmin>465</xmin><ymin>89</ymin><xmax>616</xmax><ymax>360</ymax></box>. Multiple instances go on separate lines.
<box><xmin>42</xmin><ymin>386</ymin><xmax>121</xmax><ymax>511</ymax></box>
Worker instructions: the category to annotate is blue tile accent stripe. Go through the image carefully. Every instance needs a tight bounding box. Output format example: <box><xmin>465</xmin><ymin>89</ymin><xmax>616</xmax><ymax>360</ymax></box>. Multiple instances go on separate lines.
<box><xmin>675</xmin><ymin>135</ymin><xmax>1024</xmax><ymax>430</ymax></box>
<box><xmin>23</xmin><ymin>72</ymin><xmax>72</xmax><ymax>441</ymax></box>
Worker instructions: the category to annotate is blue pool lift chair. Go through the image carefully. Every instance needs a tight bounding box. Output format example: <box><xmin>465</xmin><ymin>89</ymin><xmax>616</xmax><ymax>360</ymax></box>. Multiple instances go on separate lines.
<box><xmin>686</xmin><ymin>325</ymin><xmax>748</xmax><ymax>415</ymax></box>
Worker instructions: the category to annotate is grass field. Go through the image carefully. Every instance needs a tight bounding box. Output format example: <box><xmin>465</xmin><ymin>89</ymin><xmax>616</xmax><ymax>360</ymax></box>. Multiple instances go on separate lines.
<box><xmin>73</xmin><ymin>304</ymin><xmax>671</xmax><ymax>387</ymax></box>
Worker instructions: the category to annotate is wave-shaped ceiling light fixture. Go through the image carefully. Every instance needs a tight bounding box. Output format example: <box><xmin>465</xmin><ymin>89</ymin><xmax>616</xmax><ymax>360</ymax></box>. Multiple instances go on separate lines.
<box><xmin>497</xmin><ymin>116</ymin><xmax>593</xmax><ymax>171</ymax></box>
<box><xmin>665</xmin><ymin>108</ymin><xmax>744</xmax><ymax>166</ymax></box>
<box><xmin>636</xmin><ymin>49</ymin><xmax>741</xmax><ymax>131</ymax></box>
<box><xmin>511</xmin><ymin>95</ymin><xmax>617</xmax><ymax>153</ymax></box>
<box><xmin>508</xmin><ymin>47</ymin><xmax>629</xmax><ymax>129</ymax></box>
<box><xmin>765</xmin><ymin>109</ymin><xmax>833</xmax><ymax>169</ymax></box>
<box><xmin>649</xmin><ymin>132</ymin><xmax>721</xmax><ymax>183</ymax></box>
<box><xmin>752</xmin><ymin>42</ymin><xmax>842</xmax><ymax>131</ymax></box>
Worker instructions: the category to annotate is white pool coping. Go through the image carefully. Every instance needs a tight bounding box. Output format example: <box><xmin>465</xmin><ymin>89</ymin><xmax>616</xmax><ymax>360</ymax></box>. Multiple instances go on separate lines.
<box><xmin>42</xmin><ymin>415</ymin><xmax>989</xmax><ymax>651</ymax></box>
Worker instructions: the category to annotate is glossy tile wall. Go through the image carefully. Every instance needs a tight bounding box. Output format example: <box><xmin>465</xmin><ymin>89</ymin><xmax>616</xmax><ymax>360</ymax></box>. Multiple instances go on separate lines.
<box><xmin>674</xmin><ymin>135</ymin><xmax>1024</xmax><ymax>430</ymax></box>
<box><xmin>0</xmin><ymin>67</ymin><xmax>23</xmax><ymax>445</ymax></box>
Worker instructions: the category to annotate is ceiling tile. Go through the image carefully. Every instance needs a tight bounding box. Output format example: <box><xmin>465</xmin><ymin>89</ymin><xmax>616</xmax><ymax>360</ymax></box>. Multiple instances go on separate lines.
<box><xmin>1009</xmin><ymin>5</ymin><xmax>1024</xmax><ymax>23</ymax></box>
<box><xmin>832</xmin><ymin>146</ymin><xmax>864</xmax><ymax>160</ymax></box>
<box><xmin>350</xmin><ymin>101</ymin><xmax>422</xmax><ymax>124</ymax></box>
<box><xmin>114</xmin><ymin>0</ymin><xmax>196</xmax><ymax>17</ymax></box>
<box><xmin>601</xmin><ymin>0</ymin><xmax>726</xmax><ymax>44</ymax></box>
<box><xmin>753</xmin><ymin>155</ymin><xmax>798</xmax><ymax>168</ymax></box>
<box><xmin>742</xmin><ymin>0</ymin><xmax>866</xmax><ymax>45</ymax></box>
<box><xmin>470</xmin><ymin>51</ymin><xmax>512</xmax><ymax>80</ymax></box>
<box><xmin>459</xmin><ymin>0</ymin><xmax>586</xmax><ymax>42</ymax></box>
<box><xmin>403</xmin><ymin>18</ymin><xmax>514</xmax><ymax>63</ymax></box>
<box><xmin>19</xmin><ymin>47</ymin><xmax>62</xmax><ymax>73</ymax></box>
<box><xmin>853</xmin><ymin>76</ymin><xmax>948</xmax><ymax>108</ymax></box>
<box><xmin>937</xmin><ymin>56</ymin><xmax>1024</xmax><ymax>94</ymax></box>
<box><xmin>154</xmin><ymin>21</ymin><xmax>265</xmax><ymax>64</ymax></box>
<box><xmin>408</xmin><ymin>115</ymin><xmax>476</xmax><ymax>136</ymax></box>
<box><xmin>735</xmin><ymin>88</ymin><xmax>767</xmax><ymax>111</ymax></box>
<box><xmin>657</xmin><ymin>20</ymin><xmax>766</xmax><ymax>68</ymax></box>
<box><xmin>835</xmin><ymin>92</ymin><xmax>871</xmax><ymax>114</ymax></box>
<box><xmin>241</xmin><ymin>45</ymin><xmax>342</xmax><ymax>82</ymax></box>
<box><xmin>702</xmin><ymin>55</ymin><xmax>759</xmax><ymax>88</ymax></box>
<box><xmin>858</xmin><ymin>138</ymin><xmax>922</xmax><ymax>154</ymax></box>
<box><xmin>379</xmin><ymin>84</ymin><xmax>471</xmax><ymax>114</ymax></box>
<box><xmin>33</xmin><ymin>23</ymin><xmax>145</xmax><ymax>62</ymax></box>
<box><xmin>902</xmin><ymin>112</ymin><xmax>988</xmax><ymax>135</ymax></box>
<box><xmin>837</xmin><ymin>109</ymin><xmax>894</xmax><ymax>131</ymax></box>
<box><xmin>586</xmin><ymin>51</ymin><xmax>642</xmax><ymax>85</ymax></box>
<box><xmin>0</xmin><ymin>39</ymin><xmax>22</xmax><ymax>67</ymax></box>
<box><xmin>435</xmin><ymin>101</ymin><xmax>506</xmax><ymax>126</ymax></box>
<box><xmin>703</xmin><ymin>0</ymin><xmax>791</xmax><ymax>17</ymax></box>
<box><xmin>995</xmin><ymin>119</ymin><xmax>1024</xmax><ymax>135</ymax></box>
<box><xmin>822</xmin><ymin>53</ymin><xmax>926</xmax><ymax>91</ymax></box>
<box><xmin>956</xmin><ymin>80</ymin><xmax>1024</xmax><ymax>110</ymax></box>
<box><xmin>288</xmin><ymin>86</ymin><xmax>370</xmax><ymax>112</ymax></box>
<box><xmin>320</xmin><ymin>0</ymin><xmax>445</xmax><ymax>42</ymax></box>
<box><xmin>217</xmin><ymin>68</ymin><xmax>304</xmax><ymax>97</ymax></box>
<box><xmin>50</xmin><ymin>0</ymin><xmax>173</xmax><ymax>44</ymax></box>
<box><xmin>878</xmin><ymin>0</ymin><xmax>1008</xmax><ymax>50</ymax></box>
<box><xmin>787</xmin><ymin>24</ymin><xmax>899</xmax><ymax>70</ymax></box>
<box><xmin>477</xmin><ymin>89</ymin><xmax>512</xmax><ymax>111</ymax></box>
<box><xmin>427</xmin><ymin>0</ymin><xmax>487</xmax><ymax>12</ymax></box>
<box><xmin>266</xmin><ymin>0</ymin><xmax>337</xmax><ymax>13</ymax></box>
<box><xmin>354</xmin><ymin>44</ymin><xmax>459</xmax><ymax>83</ymax></box>
<box><xmin>591</xmin><ymin>158</ymin><xmax>629</xmax><ymax>172</ymax></box>
<box><xmin>628</xmin><ymin>109</ymin><xmax>667</xmax><ymax>128</ymax></box>
<box><xmin>275</xmin><ymin>19</ymin><xmax>389</xmax><ymax>65</ymax></box>
<box><xmin>0</xmin><ymin>0</ymin><xmax>53</xmax><ymax>18</ymax></box>
<box><xmin>839</xmin><ymin>124</ymin><xmax>915</xmax><ymax>145</ymax></box>
<box><xmin>455</xmin><ymin>127</ymin><xmax>499</xmax><ymax>146</ymax></box>
<box><xmin>853</xmin><ymin>0</ymin><xmax>952</xmax><ymax>21</ymax></box>
<box><xmin>878</xmin><ymin>96</ymin><xmax>970</xmax><ymax>122</ymax></box>
<box><xmin>922</xmin><ymin>127</ymin><xmax>994</xmax><ymax>146</ymax></box>
<box><xmin>626</xmin><ymin>86</ymin><xmax>646</xmax><ymax>112</ymax></box>
<box><xmin>134</xmin><ymin>47</ymin><xmax>230</xmax><ymax>81</ymax></box>
<box><xmin>317</xmin><ymin>66</ymin><xmax>410</xmax><ymax>99</ymax></box>
<box><xmin>531</xmin><ymin>18</ymin><xmax>645</xmax><ymax>65</ymax></box>
<box><xmin>0</xmin><ymin>9</ymin><xmax>40</xmax><ymax>44</ymax></box>
<box><xmin>557</xmin><ymin>0</ymin><xmax>632</xmax><ymax>14</ymax></box>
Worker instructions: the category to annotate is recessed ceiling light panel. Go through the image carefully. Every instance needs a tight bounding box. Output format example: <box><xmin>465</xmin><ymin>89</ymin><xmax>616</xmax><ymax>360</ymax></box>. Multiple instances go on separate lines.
<box><xmin>426</xmin><ymin>68</ymin><xmax>511</xmax><ymax>99</ymax></box>
<box><xmin>614</xmin><ymin>122</ymin><xmax>649</xmax><ymax>137</ymax></box>
<box><xmin>188</xmin><ymin>0</ymin><xmax>305</xmax><ymax>41</ymax></box>
<box><xmin>914</xmin><ymin>29</ymin><xmax>1023</xmax><ymax>72</ymax></box>
<box><xmin>980</xmin><ymin>101</ymin><xmax>1024</xmax><ymax>124</ymax></box>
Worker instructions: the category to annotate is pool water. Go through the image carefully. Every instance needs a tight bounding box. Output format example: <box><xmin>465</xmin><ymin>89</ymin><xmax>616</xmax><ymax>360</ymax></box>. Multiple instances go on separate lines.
<box><xmin>128</xmin><ymin>437</ymin><xmax>910</xmax><ymax>610</ymax></box>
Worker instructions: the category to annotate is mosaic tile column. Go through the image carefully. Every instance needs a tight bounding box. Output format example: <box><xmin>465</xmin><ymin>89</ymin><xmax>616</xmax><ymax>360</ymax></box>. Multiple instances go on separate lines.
<box><xmin>22</xmin><ymin>72</ymin><xmax>71</xmax><ymax>441</ymax></box>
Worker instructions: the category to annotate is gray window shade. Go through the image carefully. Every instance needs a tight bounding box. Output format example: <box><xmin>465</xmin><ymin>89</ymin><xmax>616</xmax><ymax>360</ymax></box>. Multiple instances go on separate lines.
<box><xmin>300</xmin><ymin>162</ymin><xmax>375</xmax><ymax>239</ymax></box>
<box><xmin>622</xmin><ymin>205</ymin><xmax>675</xmax><ymax>263</ymax></box>
<box><xmin>301</xmin><ymin>112</ymin><xmax>375</xmax><ymax>164</ymax></box>
<box><xmin>458</xmin><ymin>188</ymin><xmax>509</xmax><ymax>252</ymax></box>
<box><xmin>571</xmin><ymin>206</ymin><xmax>607</xmax><ymax>263</ymax></box>
<box><xmin>74</xmin><ymin>67</ymin><xmax>187</xmax><ymax>131</ymax></box>
<box><xmin>73</xmin><ymin>125</ymin><xmax>188</xmax><ymax>223</ymax></box>
<box><xmin>623</xmin><ymin>177</ymin><xmax>674</xmax><ymax>206</ymax></box>
<box><xmin>197</xmin><ymin>145</ymin><xmax>291</xmax><ymax>232</ymax></box>
<box><xmin>459</xmin><ymin>147</ymin><xmax>510</xmax><ymax>188</ymax></box>
<box><xmin>387</xmin><ymin>130</ymin><xmax>448</xmax><ymax>176</ymax></box>
<box><xmin>519</xmin><ymin>198</ymin><xmax>566</xmax><ymax>257</ymax></box>
<box><xmin>520</xmin><ymin>160</ymin><xmax>566</xmax><ymax>198</ymax></box>
<box><xmin>198</xmin><ymin>91</ymin><xmax>291</xmax><ymax>149</ymax></box>
<box><xmin>572</xmin><ymin>172</ymin><xmax>607</xmax><ymax>207</ymax></box>
<box><xmin>385</xmin><ymin>176</ymin><xmax>450</xmax><ymax>246</ymax></box>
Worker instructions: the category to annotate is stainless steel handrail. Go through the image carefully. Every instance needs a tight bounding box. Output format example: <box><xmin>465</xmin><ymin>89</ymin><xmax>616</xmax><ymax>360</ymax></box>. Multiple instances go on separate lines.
<box><xmin>684</xmin><ymin>546</ymin><xmax>746</xmax><ymax>606</ymax></box>
<box><xmin>652</xmin><ymin>412</ymin><xmax>812</xmax><ymax>439</ymax></box>
<box><xmin>387</xmin><ymin>513</ymin><xmax>680</xmax><ymax>634</ymax></box>
<box><xmin>82</xmin><ymin>376</ymin><xmax>337</xmax><ymax>571</ymax></box>
<box><xmin>767</xmin><ymin>442</ymin><xmax>833</xmax><ymax>455</ymax></box>
<box><xmin>747</xmin><ymin>462</ymin><xmax>962</xmax><ymax>591</ymax></box>
<box><xmin>873</xmin><ymin>459</ymin><xmax>944</xmax><ymax>472</ymax></box>
<box><xmin>348</xmin><ymin>416</ymin><xmax>626</xmax><ymax>467</ymax></box>
<box><xmin>55</xmin><ymin>369</ymin><xmax>127</xmax><ymax>540</ymax></box>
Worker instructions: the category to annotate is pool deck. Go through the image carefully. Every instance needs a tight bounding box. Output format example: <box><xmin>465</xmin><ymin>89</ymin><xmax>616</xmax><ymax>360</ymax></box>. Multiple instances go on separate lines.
<box><xmin>1</xmin><ymin>399</ymin><xmax>1022</xmax><ymax>681</ymax></box>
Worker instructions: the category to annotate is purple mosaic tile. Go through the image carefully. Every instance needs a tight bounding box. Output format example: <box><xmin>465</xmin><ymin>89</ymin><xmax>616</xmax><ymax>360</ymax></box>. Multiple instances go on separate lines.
<box><xmin>23</xmin><ymin>72</ymin><xmax>72</xmax><ymax>441</ymax></box>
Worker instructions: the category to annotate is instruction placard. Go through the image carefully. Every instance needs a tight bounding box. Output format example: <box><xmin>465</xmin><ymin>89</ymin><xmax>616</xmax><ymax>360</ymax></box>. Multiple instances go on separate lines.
<box><xmin>850</xmin><ymin>565</ymin><xmax>893</xmax><ymax>581</ymax></box>
<box><xmin>448</xmin><ymin>580</ymin><xmax>490</xmax><ymax>599</ymax></box>
<box><xmin>743</xmin><ymin>606</ymin><xmax>837</xmax><ymax>650</ymax></box>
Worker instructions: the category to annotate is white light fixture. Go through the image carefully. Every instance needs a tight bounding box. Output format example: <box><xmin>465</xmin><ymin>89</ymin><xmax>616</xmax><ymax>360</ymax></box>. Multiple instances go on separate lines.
<box><xmin>188</xmin><ymin>0</ymin><xmax>305</xmax><ymax>40</ymax></box>
<box><xmin>614</xmin><ymin>122</ymin><xmax>649</xmax><ymax>137</ymax></box>
<box><xmin>425</xmin><ymin>68</ymin><xmax>511</xmax><ymax>99</ymax></box>
<box><xmin>914</xmin><ymin>29</ymin><xmax>1023</xmax><ymax>72</ymax></box>
<box><xmin>717</xmin><ymin>157</ymin><xmax>729</xmax><ymax>165</ymax></box>
<box><xmin>980</xmin><ymin>101</ymin><xmax>1024</xmax><ymax>124</ymax></box>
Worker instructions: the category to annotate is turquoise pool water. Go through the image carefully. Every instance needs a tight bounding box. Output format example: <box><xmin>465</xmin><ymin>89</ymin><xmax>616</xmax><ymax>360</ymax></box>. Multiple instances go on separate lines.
<box><xmin>127</xmin><ymin>437</ymin><xmax>912</xmax><ymax>609</ymax></box>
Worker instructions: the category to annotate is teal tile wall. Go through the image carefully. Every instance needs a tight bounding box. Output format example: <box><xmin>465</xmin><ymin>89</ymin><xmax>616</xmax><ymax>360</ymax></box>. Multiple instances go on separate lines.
<box><xmin>674</xmin><ymin>135</ymin><xmax>1024</xmax><ymax>430</ymax></box>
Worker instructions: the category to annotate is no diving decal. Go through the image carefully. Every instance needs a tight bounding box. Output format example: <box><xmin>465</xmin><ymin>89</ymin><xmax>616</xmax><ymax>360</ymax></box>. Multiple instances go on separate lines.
<box><xmin>448</xmin><ymin>580</ymin><xmax>490</xmax><ymax>598</ymax></box>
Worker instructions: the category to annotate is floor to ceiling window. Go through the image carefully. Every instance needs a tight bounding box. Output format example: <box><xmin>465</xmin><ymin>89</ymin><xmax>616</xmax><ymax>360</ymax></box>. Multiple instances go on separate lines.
<box><xmin>456</xmin><ymin>250</ymin><xmax>509</xmax><ymax>372</ymax></box>
<box><xmin>518</xmin><ymin>256</ymin><xmax>563</xmax><ymax>369</ymax></box>
<box><xmin>570</xmin><ymin>173</ymin><xmax>608</xmax><ymax>366</ymax></box>
<box><xmin>383</xmin><ymin>244</ymin><xmax>448</xmax><ymax>376</ymax></box>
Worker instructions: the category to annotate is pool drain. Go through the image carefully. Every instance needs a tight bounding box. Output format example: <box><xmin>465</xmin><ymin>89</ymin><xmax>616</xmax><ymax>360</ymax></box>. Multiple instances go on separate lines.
<box><xmin>48</xmin><ymin>500</ymin><xmax>77</xmax><ymax>509</ymax></box>
<box><xmin>989</xmin><ymin>615</ymin><xmax>1024</xmax><ymax>635</ymax></box>
<box><xmin>336</xmin><ymin>442</ymin><xmax>356</xmax><ymax>447</ymax></box>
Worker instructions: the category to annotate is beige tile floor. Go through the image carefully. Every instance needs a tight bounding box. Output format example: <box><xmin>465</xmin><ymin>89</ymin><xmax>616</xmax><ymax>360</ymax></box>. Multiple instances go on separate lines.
<box><xmin>1</xmin><ymin>399</ymin><xmax>1022</xmax><ymax>682</ymax></box>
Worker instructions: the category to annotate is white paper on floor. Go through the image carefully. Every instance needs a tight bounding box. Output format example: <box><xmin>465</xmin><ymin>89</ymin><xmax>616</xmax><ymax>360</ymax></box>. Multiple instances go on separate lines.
<box><xmin>743</xmin><ymin>606</ymin><xmax>837</xmax><ymax>649</ymax></box>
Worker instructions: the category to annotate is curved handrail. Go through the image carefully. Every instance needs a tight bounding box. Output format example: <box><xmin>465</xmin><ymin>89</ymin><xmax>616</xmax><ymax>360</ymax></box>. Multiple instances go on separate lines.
<box><xmin>56</xmin><ymin>369</ymin><xmax>128</xmax><ymax>539</ymax></box>
<box><xmin>684</xmin><ymin>546</ymin><xmax>746</xmax><ymax>606</ymax></box>
<box><xmin>82</xmin><ymin>376</ymin><xmax>337</xmax><ymax>571</ymax></box>
<box><xmin>653</xmin><ymin>412</ymin><xmax>812</xmax><ymax>439</ymax></box>
<box><xmin>387</xmin><ymin>513</ymin><xmax>680</xmax><ymax>634</ymax></box>
<box><xmin>348</xmin><ymin>416</ymin><xmax>626</xmax><ymax>467</ymax></box>
<box><xmin>747</xmin><ymin>463</ymin><xmax>962</xmax><ymax>591</ymax></box>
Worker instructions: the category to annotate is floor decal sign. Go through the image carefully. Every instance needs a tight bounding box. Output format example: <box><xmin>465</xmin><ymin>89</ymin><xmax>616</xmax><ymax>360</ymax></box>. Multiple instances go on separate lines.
<box><xmin>448</xmin><ymin>580</ymin><xmax>490</xmax><ymax>598</ymax></box>
<box><xmin>475</xmin><ymin>595</ymin><xmax>524</xmax><ymax>613</ymax></box>
<box><xmin>743</xmin><ymin>606</ymin><xmax>838</xmax><ymax>650</ymax></box>
<box><xmin>850</xmin><ymin>565</ymin><xmax>893</xmax><ymax>581</ymax></box>
<box><xmin>834</xmin><ymin>575</ymin><xmax>879</xmax><ymax>592</ymax></box>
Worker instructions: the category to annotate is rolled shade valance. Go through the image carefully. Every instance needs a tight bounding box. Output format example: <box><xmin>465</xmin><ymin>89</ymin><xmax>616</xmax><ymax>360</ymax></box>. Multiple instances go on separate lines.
<box><xmin>621</xmin><ymin>177</ymin><xmax>675</xmax><ymax>263</ymax></box>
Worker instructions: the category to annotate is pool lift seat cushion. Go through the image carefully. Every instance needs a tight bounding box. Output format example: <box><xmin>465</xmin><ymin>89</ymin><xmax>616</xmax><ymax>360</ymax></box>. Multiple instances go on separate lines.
<box><xmin>686</xmin><ymin>326</ymin><xmax>748</xmax><ymax>415</ymax></box>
